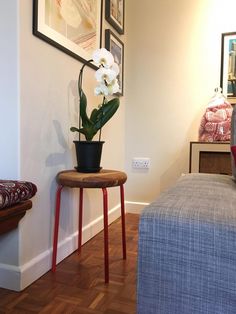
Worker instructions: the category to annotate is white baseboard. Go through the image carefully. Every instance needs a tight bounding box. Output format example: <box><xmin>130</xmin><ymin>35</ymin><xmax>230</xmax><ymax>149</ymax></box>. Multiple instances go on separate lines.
<box><xmin>0</xmin><ymin>204</ymin><xmax>121</xmax><ymax>291</ymax></box>
<box><xmin>125</xmin><ymin>201</ymin><xmax>149</xmax><ymax>214</ymax></box>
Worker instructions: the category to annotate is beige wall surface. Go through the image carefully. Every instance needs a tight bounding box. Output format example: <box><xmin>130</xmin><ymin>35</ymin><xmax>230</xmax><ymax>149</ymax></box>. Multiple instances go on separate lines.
<box><xmin>19</xmin><ymin>1</ymin><xmax>126</xmax><ymax>264</ymax></box>
<box><xmin>0</xmin><ymin>0</ymin><xmax>125</xmax><ymax>290</ymax></box>
<box><xmin>0</xmin><ymin>0</ymin><xmax>19</xmax><ymax>269</ymax></box>
<box><xmin>125</xmin><ymin>0</ymin><xmax>236</xmax><ymax>206</ymax></box>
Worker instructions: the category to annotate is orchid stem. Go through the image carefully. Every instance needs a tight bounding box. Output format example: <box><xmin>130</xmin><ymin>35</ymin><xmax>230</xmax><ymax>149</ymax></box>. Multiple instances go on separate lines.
<box><xmin>78</xmin><ymin>59</ymin><xmax>93</xmax><ymax>141</ymax></box>
<box><xmin>99</xmin><ymin>96</ymin><xmax>106</xmax><ymax>142</ymax></box>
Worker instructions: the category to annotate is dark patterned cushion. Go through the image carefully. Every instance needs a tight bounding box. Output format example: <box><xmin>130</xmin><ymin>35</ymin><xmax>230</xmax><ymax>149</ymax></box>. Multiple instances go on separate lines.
<box><xmin>0</xmin><ymin>180</ymin><xmax>37</xmax><ymax>210</ymax></box>
<box><xmin>231</xmin><ymin>145</ymin><xmax>236</xmax><ymax>167</ymax></box>
<box><xmin>231</xmin><ymin>105</ymin><xmax>236</xmax><ymax>179</ymax></box>
<box><xmin>231</xmin><ymin>145</ymin><xmax>236</xmax><ymax>181</ymax></box>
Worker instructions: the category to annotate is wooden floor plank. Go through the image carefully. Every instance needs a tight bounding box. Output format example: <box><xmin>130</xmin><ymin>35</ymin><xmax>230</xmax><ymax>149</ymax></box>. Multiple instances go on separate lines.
<box><xmin>0</xmin><ymin>214</ymin><xmax>139</xmax><ymax>313</ymax></box>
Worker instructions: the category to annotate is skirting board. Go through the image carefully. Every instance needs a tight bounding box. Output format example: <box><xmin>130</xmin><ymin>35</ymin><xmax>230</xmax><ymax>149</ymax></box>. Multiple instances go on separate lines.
<box><xmin>0</xmin><ymin>204</ymin><xmax>122</xmax><ymax>291</ymax></box>
<box><xmin>125</xmin><ymin>201</ymin><xmax>149</xmax><ymax>214</ymax></box>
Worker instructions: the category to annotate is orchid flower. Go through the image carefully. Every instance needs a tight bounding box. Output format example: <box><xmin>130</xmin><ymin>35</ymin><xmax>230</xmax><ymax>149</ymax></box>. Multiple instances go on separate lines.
<box><xmin>108</xmin><ymin>79</ymin><xmax>120</xmax><ymax>94</ymax></box>
<box><xmin>94</xmin><ymin>84</ymin><xmax>109</xmax><ymax>96</ymax></box>
<box><xmin>110</xmin><ymin>62</ymin><xmax>120</xmax><ymax>76</ymax></box>
<box><xmin>92</xmin><ymin>48</ymin><xmax>114</xmax><ymax>68</ymax></box>
<box><xmin>70</xmin><ymin>48</ymin><xmax>120</xmax><ymax>141</ymax></box>
<box><xmin>95</xmin><ymin>67</ymin><xmax>117</xmax><ymax>84</ymax></box>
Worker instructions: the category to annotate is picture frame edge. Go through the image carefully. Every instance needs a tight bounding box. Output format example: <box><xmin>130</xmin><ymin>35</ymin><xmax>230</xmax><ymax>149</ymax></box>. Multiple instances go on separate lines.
<box><xmin>105</xmin><ymin>28</ymin><xmax>124</xmax><ymax>96</ymax></box>
<box><xmin>32</xmin><ymin>0</ymin><xmax>103</xmax><ymax>70</ymax></box>
<box><xmin>220</xmin><ymin>31</ymin><xmax>236</xmax><ymax>103</ymax></box>
<box><xmin>105</xmin><ymin>0</ymin><xmax>124</xmax><ymax>35</ymax></box>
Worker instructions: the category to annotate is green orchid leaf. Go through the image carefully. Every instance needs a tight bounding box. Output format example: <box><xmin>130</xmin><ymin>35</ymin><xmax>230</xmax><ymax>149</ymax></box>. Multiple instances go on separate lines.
<box><xmin>90</xmin><ymin>108</ymin><xmax>99</xmax><ymax>123</ymax></box>
<box><xmin>78</xmin><ymin>126</ymin><xmax>97</xmax><ymax>141</ymax></box>
<box><xmin>79</xmin><ymin>88</ymin><xmax>92</xmax><ymax>128</ymax></box>
<box><xmin>70</xmin><ymin>126</ymin><xmax>80</xmax><ymax>132</ymax></box>
<box><xmin>94</xmin><ymin>98</ymin><xmax>119</xmax><ymax>131</ymax></box>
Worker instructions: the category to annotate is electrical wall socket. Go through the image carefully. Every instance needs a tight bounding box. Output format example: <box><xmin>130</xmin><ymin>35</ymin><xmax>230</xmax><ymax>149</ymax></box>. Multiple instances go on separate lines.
<box><xmin>132</xmin><ymin>157</ymin><xmax>150</xmax><ymax>169</ymax></box>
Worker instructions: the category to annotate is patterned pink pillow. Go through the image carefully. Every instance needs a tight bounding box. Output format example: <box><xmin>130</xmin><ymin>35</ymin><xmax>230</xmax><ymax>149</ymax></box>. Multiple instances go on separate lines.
<box><xmin>0</xmin><ymin>180</ymin><xmax>37</xmax><ymax>210</ymax></box>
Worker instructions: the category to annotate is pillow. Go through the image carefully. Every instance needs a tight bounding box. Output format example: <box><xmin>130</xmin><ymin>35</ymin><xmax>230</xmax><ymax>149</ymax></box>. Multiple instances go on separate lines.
<box><xmin>0</xmin><ymin>180</ymin><xmax>37</xmax><ymax>210</ymax></box>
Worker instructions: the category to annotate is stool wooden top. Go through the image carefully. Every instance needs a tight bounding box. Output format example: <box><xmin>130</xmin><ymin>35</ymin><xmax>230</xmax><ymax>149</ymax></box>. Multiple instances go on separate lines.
<box><xmin>56</xmin><ymin>170</ymin><xmax>127</xmax><ymax>188</ymax></box>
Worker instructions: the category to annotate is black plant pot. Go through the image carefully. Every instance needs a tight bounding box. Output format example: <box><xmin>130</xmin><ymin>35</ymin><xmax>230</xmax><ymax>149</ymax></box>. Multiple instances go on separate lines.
<box><xmin>73</xmin><ymin>141</ymin><xmax>104</xmax><ymax>173</ymax></box>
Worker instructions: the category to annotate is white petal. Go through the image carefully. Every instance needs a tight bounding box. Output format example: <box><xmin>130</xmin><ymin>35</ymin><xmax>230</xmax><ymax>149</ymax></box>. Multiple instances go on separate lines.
<box><xmin>92</xmin><ymin>48</ymin><xmax>114</xmax><ymax>68</ymax></box>
<box><xmin>112</xmin><ymin>80</ymin><xmax>120</xmax><ymax>93</ymax></box>
<box><xmin>95</xmin><ymin>68</ymin><xmax>106</xmax><ymax>82</ymax></box>
<box><xmin>106</xmin><ymin>70</ymin><xmax>117</xmax><ymax>83</ymax></box>
<box><xmin>111</xmin><ymin>62</ymin><xmax>120</xmax><ymax>75</ymax></box>
<box><xmin>94</xmin><ymin>83</ymin><xmax>109</xmax><ymax>96</ymax></box>
<box><xmin>107</xmin><ymin>79</ymin><xmax>120</xmax><ymax>95</ymax></box>
<box><xmin>95</xmin><ymin>68</ymin><xmax>117</xmax><ymax>84</ymax></box>
<box><xmin>101</xmin><ymin>84</ymin><xmax>109</xmax><ymax>96</ymax></box>
<box><xmin>92</xmin><ymin>48</ymin><xmax>106</xmax><ymax>64</ymax></box>
<box><xmin>94</xmin><ymin>86</ymin><xmax>102</xmax><ymax>96</ymax></box>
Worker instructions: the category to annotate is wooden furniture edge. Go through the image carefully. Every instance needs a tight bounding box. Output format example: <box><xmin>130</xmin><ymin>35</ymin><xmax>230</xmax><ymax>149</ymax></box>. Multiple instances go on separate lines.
<box><xmin>0</xmin><ymin>200</ymin><xmax>32</xmax><ymax>235</ymax></box>
<box><xmin>189</xmin><ymin>141</ymin><xmax>231</xmax><ymax>174</ymax></box>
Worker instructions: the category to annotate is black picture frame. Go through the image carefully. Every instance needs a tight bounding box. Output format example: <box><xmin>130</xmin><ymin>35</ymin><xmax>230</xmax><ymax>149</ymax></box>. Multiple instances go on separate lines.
<box><xmin>105</xmin><ymin>0</ymin><xmax>124</xmax><ymax>35</ymax></box>
<box><xmin>32</xmin><ymin>0</ymin><xmax>103</xmax><ymax>70</ymax></box>
<box><xmin>220</xmin><ymin>32</ymin><xmax>236</xmax><ymax>104</ymax></box>
<box><xmin>105</xmin><ymin>29</ymin><xmax>124</xmax><ymax>96</ymax></box>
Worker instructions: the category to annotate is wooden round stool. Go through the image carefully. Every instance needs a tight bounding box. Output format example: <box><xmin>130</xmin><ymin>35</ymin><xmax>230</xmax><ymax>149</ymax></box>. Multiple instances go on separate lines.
<box><xmin>52</xmin><ymin>169</ymin><xmax>127</xmax><ymax>283</ymax></box>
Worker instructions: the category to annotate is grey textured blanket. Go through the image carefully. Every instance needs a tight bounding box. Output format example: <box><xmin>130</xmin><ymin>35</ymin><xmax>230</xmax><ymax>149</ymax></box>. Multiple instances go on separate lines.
<box><xmin>137</xmin><ymin>173</ymin><xmax>236</xmax><ymax>314</ymax></box>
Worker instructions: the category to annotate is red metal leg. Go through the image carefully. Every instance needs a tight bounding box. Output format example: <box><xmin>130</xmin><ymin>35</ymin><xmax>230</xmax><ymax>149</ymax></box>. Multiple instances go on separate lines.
<box><xmin>78</xmin><ymin>188</ymin><xmax>83</xmax><ymax>254</ymax></box>
<box><xmin>120</xmin><ymin>184</ymin><xmax>127</xmax><ymax>260</ymax></box>
<box><xmin>102</xmin><ymin>188</ymin><xmax>109</xmax><ymax>283</ymax></box>
<box><xmin>52</xmin><ymin>185</ymin><xmax>63</xmax><ymax>272</ymax></box>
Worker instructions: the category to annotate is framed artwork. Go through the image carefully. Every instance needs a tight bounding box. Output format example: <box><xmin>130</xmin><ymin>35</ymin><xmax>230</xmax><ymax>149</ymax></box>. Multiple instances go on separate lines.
<box><xmin>105</xmin><ymin>29</ymin><xmax>124</xmax><ymax>96</ymax></box>
<box><xmin>33</xmin><ymin>0</ymin><xmax>103</xmax><ymax>69</ymax></box>
<box><xmin>105</xmin><ymin>0</ymin><xmax>124</xmax><ymax>34</ymax></box>
<box><xmin>220</xmin><ymin>32</ymin><xmax>236</xmax><ymax>104</ymax></box>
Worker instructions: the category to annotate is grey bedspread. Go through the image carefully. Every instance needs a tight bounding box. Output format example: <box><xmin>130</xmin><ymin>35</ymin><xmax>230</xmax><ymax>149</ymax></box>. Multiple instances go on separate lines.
<box><xmin>137</xmin><ymin>173</ymin><xmax>236</xmax><ymax>314</ymax></box>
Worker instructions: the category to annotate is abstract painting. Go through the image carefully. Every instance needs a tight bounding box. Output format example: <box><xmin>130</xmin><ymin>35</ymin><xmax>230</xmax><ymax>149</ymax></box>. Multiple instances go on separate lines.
<box><xmin>33</xmin><ymin>0</ymin><xmax>103</xmax><ymax>69</ymax></box>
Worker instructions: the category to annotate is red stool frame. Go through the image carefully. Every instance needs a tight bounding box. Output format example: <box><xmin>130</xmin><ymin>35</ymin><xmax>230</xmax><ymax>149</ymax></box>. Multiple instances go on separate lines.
<box><xmin>51</xmin><ymin>184</ymin><xmax>126</xmax><ymax>283</ymax></box>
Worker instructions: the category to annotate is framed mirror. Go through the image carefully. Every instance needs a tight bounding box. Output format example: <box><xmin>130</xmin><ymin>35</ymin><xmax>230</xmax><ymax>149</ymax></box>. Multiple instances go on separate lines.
<box><xmin>220</xmin><ymin>32</ymin><xmax>236</xmax><ymax>104</ymax></box>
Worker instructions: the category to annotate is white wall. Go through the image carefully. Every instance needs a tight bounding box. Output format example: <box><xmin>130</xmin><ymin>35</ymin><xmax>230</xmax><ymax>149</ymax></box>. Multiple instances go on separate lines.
<box><xmin>0</xmin><ymin>0</ymin><xmax>126</xmax><ymax>290</ymax></box>
<box><xmin>125</xmin><ymin>0</ymin><xmax>236</xmax><ymax>210</ymax></box>
<box><xmin>19</xmin><ymin>0</ymin><xmax>126</xmax><ymax>265</ymax></box>
<box><xmin>0</xmin><ymin>0</ymin><xmax>19</xmax><ymax>268</ymax></box>
<box><xmin>0</xmin><ymin>0</ymin><xmax>19</xmax><ymax>180</ymax></box>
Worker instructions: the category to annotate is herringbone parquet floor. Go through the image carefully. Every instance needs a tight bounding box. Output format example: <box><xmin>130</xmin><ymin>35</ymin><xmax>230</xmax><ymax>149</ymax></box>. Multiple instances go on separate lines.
<box><xmin>0</xmin><ymin>213</ymin><xmax>139</xmax><ymax>314</ymax></box>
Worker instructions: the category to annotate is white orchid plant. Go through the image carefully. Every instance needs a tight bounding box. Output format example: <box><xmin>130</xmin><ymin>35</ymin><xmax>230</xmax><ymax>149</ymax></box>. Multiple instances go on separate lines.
<box><xmin>70</xmin><ymin>48</ymin><xmax>120</xmax><ymax>141</ymax></box>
